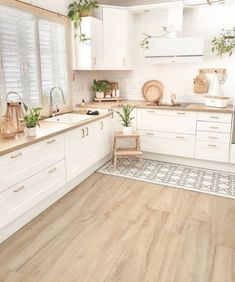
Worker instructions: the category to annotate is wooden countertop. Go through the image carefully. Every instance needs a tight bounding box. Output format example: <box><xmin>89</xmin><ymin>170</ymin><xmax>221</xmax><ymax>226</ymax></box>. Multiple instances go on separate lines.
<box><xmin>0</xmin><ymin>112</ymin><xmax>111</xmax><ymax>156</ymax></box>
<box><xmin>85</xmin><ymin>100</ymin><xmax>234</xmax><ymax>113</ymax></box>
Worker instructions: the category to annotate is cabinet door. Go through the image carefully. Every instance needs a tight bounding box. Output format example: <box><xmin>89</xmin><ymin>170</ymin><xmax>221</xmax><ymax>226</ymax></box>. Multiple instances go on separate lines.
<box><xmin>139</xmin><ymin>130</ymin><xmax>195</xmax><ymax>158</ymax></box>
<box><xmin>0</xmin><ymin>160</ymin><xmax>66</xmax><ymax>229</ymax></box>
<box><xmin>91</xmin><ymin>17</ymin><xmax>103</xmax><ymax>68</ymax></box>
<box><xmin>195</xmin><ymin>141</ymin><xmax>229</xmax><ymax>163</ymax></box>
<box><xmin>0</xmin><ymin>135</ymin><xmax>65</xmax><ymax>193</ymax></box>
<box><xmin>230</xmin><ymin>146</ymin><xmax>235</xmax><ymax>164</ymax></box>
<box><xmin>73</xmin><ymin>17</ymin><xmax>103</xmax><ymax>69</ymax></box>
<box><xmin>103</xmin><ymin>8</ymin><xmax>132</xmax><ymax>69</ymax></box>
<box><xmin>137</xmin><ymin>109</ymin><xmax>197</xmax><ymax>134</ymax></box>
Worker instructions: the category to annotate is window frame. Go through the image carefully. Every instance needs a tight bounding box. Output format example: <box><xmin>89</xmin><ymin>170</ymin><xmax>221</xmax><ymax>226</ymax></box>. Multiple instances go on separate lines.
<box><xmin>0</xmin><ymin>0</ymin><xmax>73</xmax><ymax>116</ymax></box>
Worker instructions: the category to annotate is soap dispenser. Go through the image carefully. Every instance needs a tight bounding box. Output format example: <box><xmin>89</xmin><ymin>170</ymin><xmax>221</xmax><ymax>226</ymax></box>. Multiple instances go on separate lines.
<box><xmin>80</xmin><ymin>99</ymin><xmax>87</xmax><ymax>114</ymax></box>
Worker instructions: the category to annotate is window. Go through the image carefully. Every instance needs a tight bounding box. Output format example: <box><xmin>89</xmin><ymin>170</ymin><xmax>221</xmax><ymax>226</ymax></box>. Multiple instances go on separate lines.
<box><xmin>0</xmin><ymin>4</ymin><xmax>69</xmax><ymax>112</ymax></box>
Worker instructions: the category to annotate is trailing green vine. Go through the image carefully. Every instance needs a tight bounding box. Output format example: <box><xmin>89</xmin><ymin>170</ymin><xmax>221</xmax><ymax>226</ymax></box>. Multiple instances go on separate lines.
<box><xmin>68</xmin><ymin>0</ymin><xmax>98</xmax><ymax>43</ymax></box>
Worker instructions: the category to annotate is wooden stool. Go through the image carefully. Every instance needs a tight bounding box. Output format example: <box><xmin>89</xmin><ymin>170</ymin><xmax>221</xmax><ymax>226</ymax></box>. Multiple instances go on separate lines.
<box><xmin>113</xmin><ymin>132</ymin><xmax>142</xmax><ymax>169</ymax></box>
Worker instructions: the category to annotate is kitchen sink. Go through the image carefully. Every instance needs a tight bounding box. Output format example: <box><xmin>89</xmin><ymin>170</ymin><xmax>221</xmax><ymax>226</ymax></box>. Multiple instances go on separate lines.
<box><xmin>43</xmin><ymin>113</ymin><xmax>93</xmax><ymax>124</ymax></box>
<box><xmin>147</xmin><ymin>103</ymin><xmax>190</xmax><ymax>108</ymax></box>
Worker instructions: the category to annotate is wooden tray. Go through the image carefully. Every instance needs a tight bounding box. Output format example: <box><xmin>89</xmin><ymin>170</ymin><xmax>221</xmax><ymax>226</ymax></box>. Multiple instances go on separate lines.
<box><xmin>142</xmin><ymin>80</ymin><xmax>164</xmax><ymax>102</ymax></box>
<box><xmin>93</xmin><ymin>97</ymin><xmax>123</xmax><ymax>102</ymax></box>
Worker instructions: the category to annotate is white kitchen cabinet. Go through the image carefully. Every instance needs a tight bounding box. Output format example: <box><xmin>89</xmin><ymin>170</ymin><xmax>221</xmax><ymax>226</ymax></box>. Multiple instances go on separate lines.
<box><xmin>197</xmin><ymin>112</ymin><xmax>232</xmax><ymax>123</ymax></box>
<box><xmin>0</xmin><ymin>135</ymin><xmax>65</xmax><ymax>193</ymax></box>
<box><xmin>137</xmin><ymin>109</ymin><xmax>197</xmax><ymax>134</ymax></box>
<box><xmin>195</xmin><ymin>141</ymin><xmax>229</xmax><ymax>163</ymax></box>
<box><xmin>65</xmin><ymin>117</ymin><xmax>112</xmax><ymax>181</ymax></box>
<box><xmin>72</xmin><ymin>17</ymin><xmax>103</xmax><ymax>70</ymax></box>
<box><xmin>197</xmin><ymin>121</ymin><xmax>231</xmax><ymax>134</ymax></box>
<box><xmin>103</xmin><ymin>7</ymin><xmax>133</xmax><ymax>70</ymax></box>
<box><xmin>139</xmin><ymin>130</ymin><xmax>196</xmax><ymax>158</ymax></box>
<box><xmin>230</xmin><ymin>146</ymin><xmax>235</xmax><ymax>164</ymax></box>
<box><xmin>0</xmin><ymin>160</ymin><xmax>66</xmax><ymax>229</ymax></box>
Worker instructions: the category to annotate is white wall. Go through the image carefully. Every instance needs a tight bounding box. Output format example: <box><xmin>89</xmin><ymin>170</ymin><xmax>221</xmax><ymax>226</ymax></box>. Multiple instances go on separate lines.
<box><xmin>20</xmin><ymin>0</ymin><xmax>70</xmax><ymax>15</ymax></box>
<box><xmin>103</xmin><ymin>4</ymin><xmax>235</xmax><ymax>104</ymax></box>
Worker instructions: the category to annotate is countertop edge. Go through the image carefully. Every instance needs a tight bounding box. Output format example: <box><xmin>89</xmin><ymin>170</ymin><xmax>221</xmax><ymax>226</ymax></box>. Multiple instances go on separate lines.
<box><xmin>0</xmin><ymin>113</ymin><xmax>112</xmax><ymax>157</ymax></box>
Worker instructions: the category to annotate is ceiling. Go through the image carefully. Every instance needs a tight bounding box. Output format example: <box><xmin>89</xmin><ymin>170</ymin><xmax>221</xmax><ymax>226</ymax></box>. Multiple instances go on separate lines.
<box><xmin>99</xmin><ymin>0</ymin><xmax>179</xmax><ymax>6</ymax></box>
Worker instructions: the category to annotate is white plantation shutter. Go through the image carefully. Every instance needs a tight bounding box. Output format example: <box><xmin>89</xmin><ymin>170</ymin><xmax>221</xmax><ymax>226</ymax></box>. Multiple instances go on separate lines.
<box><xmin>0</xmin><ymin>5</ymin><xmax>69</xmax><ymax>112</ymax></box>
<box><xmin>39</xmin><ymin>20</ymin><xmax>68</xmax><ymax>105</ymax></box>
<box><xmin>0</xmin><ymin>6</ymin><xmax>41</xmax><ymax>110</ymax></box>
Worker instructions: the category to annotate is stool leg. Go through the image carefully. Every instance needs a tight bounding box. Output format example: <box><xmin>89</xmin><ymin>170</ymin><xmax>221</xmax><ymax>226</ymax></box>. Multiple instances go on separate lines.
<box><xmin>114</xmin><ymin>155</ymin><xmax>117</xmax><ymax>169</ymax></box>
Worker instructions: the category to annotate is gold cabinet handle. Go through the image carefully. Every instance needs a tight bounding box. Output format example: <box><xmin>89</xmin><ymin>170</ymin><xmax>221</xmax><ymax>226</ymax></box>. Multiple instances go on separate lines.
<box><xmin>210</xmin><ymin>126</ymin><xmax>219</xmax><ymax>129</ymax></box>
<box><xmin>86</xmin><ymin>127</ymin><xmax>89</xmax><ymax>136</ymax></box>
<box><xmin>208</xmin><ymin>144</ymin><xmax>217</xmax><ymax>148</ymax></box>
<box><xmin>177</xmin><ymin>112</ymin><xmax>186</xmax><ymax>115</ymax></box>
<box><xmin>176</xmin><ymin>136</ymin><xmax>184</xmax><ymax>139</ymax></box>
<box><xmin>210</xmin><ymin>116</ymin><xmax>219</xmax><ymax>119</ymax></box>
<box><xmin>146</xmin><ymin>132</ymin><xmax>154</xmax><ymax>136</ymax></box>
<box><xmin>48</xmin><ymin>167</ymin><xmax>57</xmax><ymax>174</ymax></box>
<box><xmin>13</xmin><ymin>185</ymin><xmax>25</xmax><ymax>193</ymax></box>
<box><xmin>82</xmin><ymin>129</ymin><xmax>85</xmax><ymax>138</ymax></box>
<box><xmin>147</xmin><ymin>110</ymin><xmax>155</xmax><ymax>113</ymax></box>
<box><xmin>47</xmin><ymin>139</ymin><xmax>56</xmax><ymax>144</ymax></box>
<box><xmin>101</xmin><ymin>121</ymin><xmax>104</xmax><ymax>130</ymax></box>
<box><xmin>10</xmin><ymin>152</ymin><xmax>22</xmax><ymax>159</ymax></box>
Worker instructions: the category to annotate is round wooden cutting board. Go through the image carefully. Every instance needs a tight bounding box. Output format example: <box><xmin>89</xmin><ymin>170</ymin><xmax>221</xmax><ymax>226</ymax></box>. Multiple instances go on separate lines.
<box><xmin>142</xmin><ymin>80</ymin><xmax>164</xmax><ymax>102</ymax></box>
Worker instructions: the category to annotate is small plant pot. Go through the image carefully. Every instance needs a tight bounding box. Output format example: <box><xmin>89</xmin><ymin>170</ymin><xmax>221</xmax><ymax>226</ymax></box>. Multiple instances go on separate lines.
<box><xmin>123</xmin><ymin>126</ymin><xmax>132</xmax><ymax>135</ymax></box>
<box><xmin>80</xmin><ymin>8</ymin><xmax>91</xmax><ymax>17</ymax></box>
<box><xmin>96</xmin><ymin>92</ymin><xmax>105</xmax><ymax>99</ymax></box>
<box><xmin>26</xmin><ymin>127</ymin><xmax>37</xmax><ymax>137</ymax></box>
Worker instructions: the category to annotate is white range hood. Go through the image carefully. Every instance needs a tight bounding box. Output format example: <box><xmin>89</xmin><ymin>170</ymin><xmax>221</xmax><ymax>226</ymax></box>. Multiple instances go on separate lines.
<box><xmin>144</xmin><ymin>6</ymin><xmax>204</xmax><ymax>64</ymax></box>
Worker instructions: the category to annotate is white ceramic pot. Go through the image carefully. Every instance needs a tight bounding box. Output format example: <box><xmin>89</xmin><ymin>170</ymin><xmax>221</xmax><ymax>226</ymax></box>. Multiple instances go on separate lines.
<box><xmin>123</xmin><ymin>126</ymin><xmax>132</xmax><ymax>135</ymax></box>
<box><xmin>26</xmin><ymin>127</ymin><xmax>36</xmax><ymax>137</ymax></box>
<box><xmin>96</xmin><ymin>92</ymin><xmax>104</xmax><ymax>99</ymax></box>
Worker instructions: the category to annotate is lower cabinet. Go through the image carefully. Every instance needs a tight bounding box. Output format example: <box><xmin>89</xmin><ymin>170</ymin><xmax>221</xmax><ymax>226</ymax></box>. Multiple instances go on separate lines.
<box><xmin>65</xmin><ymin>117</ymin><xmax>112</xmax><ymax>181</ymax></box>
<box><xmin>139</xmin><ymin>130</ymin><xmax>195</xmax><ymax>158</ymax></box>
<box><xmin>0</xmin><ymin>160</ymin><xmax>66</xmax><ymax>229</ymax></box>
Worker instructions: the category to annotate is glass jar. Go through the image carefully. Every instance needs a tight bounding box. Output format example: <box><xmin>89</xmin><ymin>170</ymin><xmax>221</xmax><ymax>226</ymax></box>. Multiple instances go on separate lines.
<box><xmin>1</xmin><ymin>115</ymin><xmax>16</xmax><ymax>139</ymax></box>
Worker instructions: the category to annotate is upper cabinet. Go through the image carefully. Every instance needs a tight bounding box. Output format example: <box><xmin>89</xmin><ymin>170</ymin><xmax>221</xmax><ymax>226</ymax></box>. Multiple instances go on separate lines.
<box><xmin>103</xmin><ymin>7</ymin><xmax>133</xmax><ymax>70</ymax></box>
<box><xmin>72</xmin><ymin>17</ymin><xmax>103</xmax><ymax>70</ymax></box>
<box><xmin>72</xmin><ymin>7</ymin><xmax>133</xmax><ymax>70</ymax></box>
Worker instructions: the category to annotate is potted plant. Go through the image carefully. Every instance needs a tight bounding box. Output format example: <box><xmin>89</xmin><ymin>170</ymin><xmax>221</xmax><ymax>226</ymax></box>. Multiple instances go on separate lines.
<box><xmin>23</xmin><ymin>104</ymin><xmax>41</xmax><ymax>137</ymax></box>
<box><xmin>68</xmin><ymin>0</ymin><xmax>99</xmax><ymax>42</ymax></box>
<box><xmin>92</xmin><ymin>80</ymin><xmax>106</xmax><ymax>99</ymax></box>
<box><xmin>114</xmin><ymin>104</ymin><xmax>135</xmax><ymax>135</ymax></box>
<box><xmin>212</xmin><ymin>27</ymin><xmax>235</xmax><ymax>57</ymax></box>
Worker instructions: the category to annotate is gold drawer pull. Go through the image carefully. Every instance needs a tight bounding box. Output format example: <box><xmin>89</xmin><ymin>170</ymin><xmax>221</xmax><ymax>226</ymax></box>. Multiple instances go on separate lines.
<box><xmin>82</xmin><ymin>129</ymin><xmax>85</xmax><ymax>138</ymax></box>
<box><xmin>48</xmin><ymin>167</ymin><xmax>57</xmax><ymax>174</ymax></box>
<box><xmin>208</xmin><ymin>144</ymin><xmax>217</xmax><ymax>148</ymax></box>
<box><xmin>177</xmin><ymin>112</ymin><xmax>186</xmax><ymax>115</ymax></box>
<box><xmin>47</xmin><ymin>139</ymin><xmax>56</xmax><ymax>144</ymax></box>
<box><xmin>210</xmin><ymin>126</ymin><xmax>219</xmax><ymax>129</ymax></box>
<box><xmin>209</xmin><ymin>136</ymin><xmax>218</xmax><ymax>139</ymax></box>
<box><xmin>210</xmin><ymin>116</ymin><xmax>219</xmax><ymax>119</ymax></box>
<box><xmin>146</xmin><ymin>132</ymin><xmax>154</xmax><ymax>136</ymax></box>
<box><xmin>101</xmin><ymin>121</ymin><xmax>104</xmax><ymax>130</ymax></box>
<box><xmin>14</xmin><ymin>185</ymin><xmax>25</xmax><ymax>193</ymax></box>
<box><xmin>147</xmin><ymin>110</ymin><xmax>155</xmax><ymax>113</ymax></box>
<box><xmin>176</xmin><ymin>136</ymin><xmax>184</xmax><ymax>139</ymax></box>
<box><xmin>10</xmin><ymin>152</ymin><xmax>22</xmax><ymax>159</ymax></box>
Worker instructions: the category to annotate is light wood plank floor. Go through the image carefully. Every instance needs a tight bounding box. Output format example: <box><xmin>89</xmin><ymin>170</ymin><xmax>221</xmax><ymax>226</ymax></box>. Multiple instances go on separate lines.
<box><xmin>0</xmin><ymin>173</ymin><xmax>235</xmax><ymax>282</ymax></box>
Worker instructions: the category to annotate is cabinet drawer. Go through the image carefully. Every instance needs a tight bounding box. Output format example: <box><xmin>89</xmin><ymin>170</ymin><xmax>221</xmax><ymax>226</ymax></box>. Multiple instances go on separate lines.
<box><xmin>196</xmin><ymin>131</ymin><xmax>230</xmax><ymax>144</ymax></box>
<box><xmin>197</xmin><ymin>112</ymin><xmax>232</xmax><ymax>123</ymax></box>
<box><xmin>0</xmin><ymin>135</ymin><xmax>65</xmax><ymax>193</ymax></box>
<box><xmin>0</xmin><ymin>160</ymin><xmax>66</xmax><ymax>229</ymax></box>
<box><xmin>137</xmin><ymin>109</ymin><xmax>197</xmax><ymax>134</ymax></box>
<box><xmin>195</xmin><ymin>141</ymin><xmax>229</xmax><ymax>163</ymax></box>
<box><xmin>197</xmin><ymin>121</ymin><xmax>231</xmax><ymax>133</ymax></box>
<box><xmin>139</xmin><ymin>130</ymin><xmax>195</xmax><ymax>158</ymax></box>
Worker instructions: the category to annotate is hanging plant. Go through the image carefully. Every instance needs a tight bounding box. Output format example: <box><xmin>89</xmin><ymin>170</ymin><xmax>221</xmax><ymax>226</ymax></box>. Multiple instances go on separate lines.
<box><xmin>68</xmin><ymin>0</ymin><xmax>99</xmax><ymax>43</ymax></box>
<box><xmin>140</xmin><ymin>26</ymin><xmax>171</xmax><ymax>50</ymax></box>
<box><xmin>212</xmin><ymin>27</ymin><xmax>235</xmax><ymax>58</ymax></box>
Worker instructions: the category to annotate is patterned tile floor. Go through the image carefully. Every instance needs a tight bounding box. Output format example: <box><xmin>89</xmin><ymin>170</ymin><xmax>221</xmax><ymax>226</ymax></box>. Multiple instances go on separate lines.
<box><xmin>98</xmin><ymin>158</ymin><xmax>235</xmax><ymax>199</ymax></box>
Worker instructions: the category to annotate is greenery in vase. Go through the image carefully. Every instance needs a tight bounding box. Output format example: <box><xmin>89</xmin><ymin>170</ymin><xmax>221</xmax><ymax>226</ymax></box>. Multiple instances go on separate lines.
<box><xmin>68</xmin><ymin>0</ymin><xmax>99</xmax><ymax>42</ymax></box>
<box><xmin>91</xmin><ymin>79</ymin><xmax>107</xmax><ymax>93</ymax></box>
<box><xmin>114</xmin><ymin>104</ymin><xmax>135</xmax><ymax>127</ymax></box>
<box><xmin>23</xmin><ymin>104</ymin><xmax>42</xmax><ymax>128</ymax></box>
<box><xmin>212</xmin><ymin>27</ymin><xmax>235</xmax><ymax>58</ymax></box>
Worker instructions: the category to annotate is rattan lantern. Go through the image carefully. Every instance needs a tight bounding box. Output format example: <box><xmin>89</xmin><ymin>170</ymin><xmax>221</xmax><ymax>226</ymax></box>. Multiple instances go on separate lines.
<box><xmin>1</xmin><ymin>115</ymin><xmax>16</xmax><ymax>139</ymax></box>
